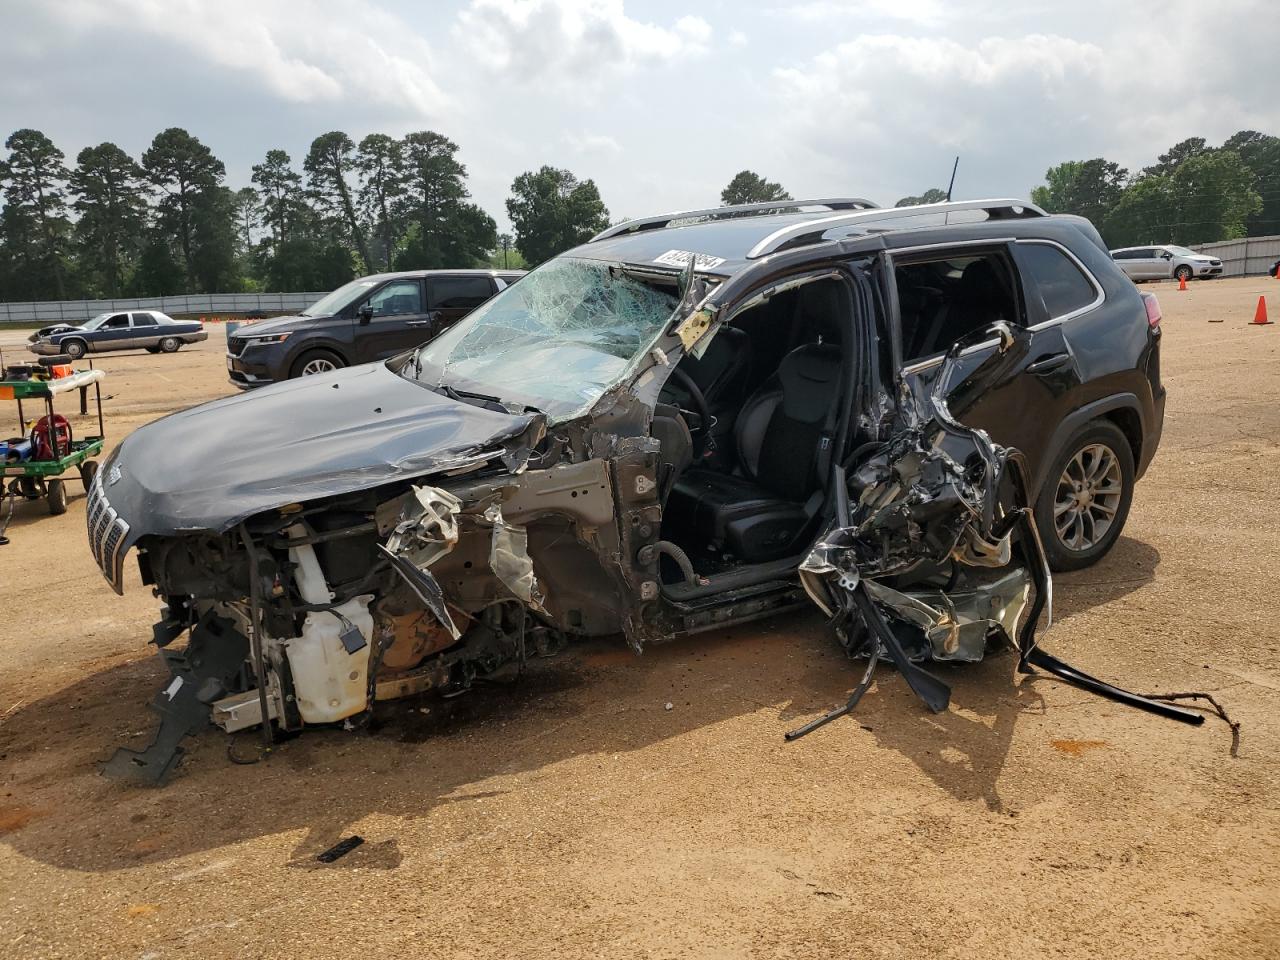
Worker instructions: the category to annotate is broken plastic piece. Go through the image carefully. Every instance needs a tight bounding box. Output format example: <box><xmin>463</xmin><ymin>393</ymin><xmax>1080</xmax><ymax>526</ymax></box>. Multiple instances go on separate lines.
<box><xmin>316</xmin><ymin>835</ymin><xmax>364</xmax><ymax>863</ymax></box>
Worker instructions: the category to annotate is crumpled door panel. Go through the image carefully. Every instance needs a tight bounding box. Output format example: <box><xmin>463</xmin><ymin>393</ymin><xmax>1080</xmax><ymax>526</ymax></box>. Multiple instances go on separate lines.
<box><xmin>788</xmin><ymin>322</ymin><xmax>1203</xmax><ymax>739</ymax></box>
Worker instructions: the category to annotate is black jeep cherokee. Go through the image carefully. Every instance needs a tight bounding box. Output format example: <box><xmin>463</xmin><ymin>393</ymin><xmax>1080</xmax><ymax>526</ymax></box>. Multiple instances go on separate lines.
<box><xmin>90</xmin><ymin>197</ymin><xmax>1177</xmax><ymax>780</ymax></box>
<box><xmin>226</xmin><ymin>268</ymin><xmax>524</xmax><ymax>387</ymax></box>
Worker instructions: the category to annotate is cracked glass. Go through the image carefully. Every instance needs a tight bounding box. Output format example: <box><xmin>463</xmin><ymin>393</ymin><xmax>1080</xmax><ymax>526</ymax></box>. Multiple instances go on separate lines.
<box><xmin>406</xmin><ymin>257</ymin><xmax>679</xmax><ymax>421</ymax></box>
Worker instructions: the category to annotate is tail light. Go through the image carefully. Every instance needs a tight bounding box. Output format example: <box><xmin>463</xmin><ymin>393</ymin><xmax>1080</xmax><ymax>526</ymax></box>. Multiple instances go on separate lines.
<box><xmin>1141</xmin><ymin>292</ymin><xmax>1162</xmax><ymax>331</ymax></box>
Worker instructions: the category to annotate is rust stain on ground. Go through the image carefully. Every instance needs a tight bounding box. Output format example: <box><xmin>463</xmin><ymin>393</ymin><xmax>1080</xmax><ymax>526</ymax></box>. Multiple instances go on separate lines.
<box><xmin>1051</xmin><ymin>739</ymin><xmax>1109</xmax><ymax>756</ymax></box>
<box><xmin>0</xmin><ymin>805</ymin><xmax>44</xmax><ymax>834</ymax></box>
<box><xmin>126</xmin><ymin>904</ymin><xmax>159</xmax><ymax>918</ymax></box>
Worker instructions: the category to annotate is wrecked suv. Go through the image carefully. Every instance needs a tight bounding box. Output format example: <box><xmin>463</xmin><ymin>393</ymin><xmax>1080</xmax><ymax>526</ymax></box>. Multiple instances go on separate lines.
<box><xmin>89</xmin><ymin>197</ymin><xmax>1194</xmax><ymax>781</ymax></box>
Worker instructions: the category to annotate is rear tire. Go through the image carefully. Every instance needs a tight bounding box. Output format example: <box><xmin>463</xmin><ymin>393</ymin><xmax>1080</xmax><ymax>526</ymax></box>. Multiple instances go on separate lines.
<box><xmin>291</xmin><ymin>349</ymin><xmax>345</xmax><ymax>379</ymax></box>
<box><xmin>159</xmin><ymin>336</ymin><xmax>181</xmax><ymax>353</ymax></box>
<box><xmin>47</xmin><ymin>478</ymin><xmax>68</xmax><ymax>516</ymax></box>
<box><xmin>79</xmin><ymin>459</ymin><xmax>98</xmax><ymax>490</ymax></box>
<box><xmin>1034</xmin><ymin>420</ymin><xmax>1135</xmax><ymax>571</ymax></box>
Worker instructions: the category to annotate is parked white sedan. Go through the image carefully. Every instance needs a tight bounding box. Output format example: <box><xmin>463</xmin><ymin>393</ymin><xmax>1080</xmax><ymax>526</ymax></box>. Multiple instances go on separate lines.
<box><xmin>1110</xmin><ymin>245</ymin><xmax>1223</xmax><ymax>283</ymax></box>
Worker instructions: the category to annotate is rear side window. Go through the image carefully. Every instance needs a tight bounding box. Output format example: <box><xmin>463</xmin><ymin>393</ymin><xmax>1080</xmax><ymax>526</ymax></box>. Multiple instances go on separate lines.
<box><xmin>131</xmin><ymin>312</ymin><xmax>157</xmax><ymax>326</ymax></box>
<box><xmin>893</xmin><ymin>249</ymin><xmax>1022</xmax><ymax>364</ymax></box>
<box><xmin>429</xmin><ymin>276</ymin><xmax>494</xmax><ymax>309</ymax></box>
<box><xmin>1018</xmin><ymin>243</ymin><xmax>1098</xmax><ymax>319</ymax></box>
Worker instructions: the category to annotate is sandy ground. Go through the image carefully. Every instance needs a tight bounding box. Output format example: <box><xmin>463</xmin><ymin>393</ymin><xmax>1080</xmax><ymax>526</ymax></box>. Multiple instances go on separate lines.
<box><xmin>1</xmin><ymin>279</ymin><xmax>1279</xmax><ymax>959</ymax></box>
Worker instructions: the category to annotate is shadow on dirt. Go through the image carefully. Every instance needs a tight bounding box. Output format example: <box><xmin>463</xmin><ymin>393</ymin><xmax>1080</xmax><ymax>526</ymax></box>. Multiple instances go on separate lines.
<box><xmin>0</xmin><ymin>536</ymin><xmax>1160</xmax><ymax>869</ymax></box>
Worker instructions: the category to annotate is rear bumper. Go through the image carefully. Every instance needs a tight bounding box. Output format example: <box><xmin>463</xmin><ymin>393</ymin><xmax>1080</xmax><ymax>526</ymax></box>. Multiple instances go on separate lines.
<box><xmin>1138</xmin><ymin>386</ymin><xmax>1165</xmax><ymax>479</ymax></box>
<box><xmin>186</xmin><ymin>330</ymin><xmax>209</xmax><ymax>343</ymax></box>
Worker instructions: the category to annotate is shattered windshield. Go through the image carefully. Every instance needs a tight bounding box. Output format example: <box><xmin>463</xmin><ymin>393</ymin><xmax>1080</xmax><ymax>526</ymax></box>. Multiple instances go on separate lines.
<box><xmin>405</xmin><ymin>257</ymin><xmax>680</xmax><ymax>420</ymax></box>
<box><xmin>302</xmin><ymin>278</ymin><xmax>379</xmax><ymax>317</ymax></box>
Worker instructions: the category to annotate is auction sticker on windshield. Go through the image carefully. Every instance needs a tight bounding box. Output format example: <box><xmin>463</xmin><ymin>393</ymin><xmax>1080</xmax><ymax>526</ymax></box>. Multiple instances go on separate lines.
<box><xmin>654</xmin><ymin>249</ymin><xmax>726</xmax><ymax>271</ymax></box>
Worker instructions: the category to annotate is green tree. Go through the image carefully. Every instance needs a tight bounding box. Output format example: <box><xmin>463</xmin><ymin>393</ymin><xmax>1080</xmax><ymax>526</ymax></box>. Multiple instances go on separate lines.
<box><xmin>1165</xmin><ymin>150</ymin><xmax>1261</xmax><ymax>244</ymax></box>
<box><xmin>1143</xmin><ymin>136</ymin><xmax>1209</xmax><ymax>178</ymax></box>
<box><xmin>69</xmin><ymin>142</ymin><xmax>148</xmax><ymax>297</ymax></box>
<box><xmin>1105</xmin><ymin>151</ymin><xmax>1261</xmax><ymax>246</ymax></box>
<box><xmin>487</xmin><ymin>232</ymin><xmax>527</xmax><ymax>270</ymax></box>
<box><xmin>356</xmin><ymin>133</ymin><xmax>405</xmax><ymax>271</ymax></box>
<box><xmin>191</xmin><ymin>185</ymin><xmax>242</xmax><ymax>292</ymax></box>
<box><xmin>142</xmin><ymin>127</ymin><xmax>226</xmax><ymax>287</ymax></box>
<box><xmin>1222</xmin><ymin>129</ymin><xmax>1280</xmax><ymax>235</ymax></box>
<box><xmin>507</xmin><ymin>165</ymin><xmax>610</xmax><ymax>266</ymax></box>
<box><xmin>894</xmin><ymin>188</ymin><xmax>948</xmax><ymax>207</ymax></box>
<box><xmin>720</xmin><ymin>170</ymin><xmax>791</xmax><ymax>205</ymax></box>
<box><xmin>1104</xmin><ymin>175</ymin><xmax>1173</xmax><ymax>247</ymax></box>
<box><xmin>394</xmin><ymin>131</ymin><xmax>496</xmax><ymax>269</ymax></box>
<box><xmin>1</xmin><ymin>128</ymin><xmax>72</xmax><ymax>298</ymax></box>
<box><xmin>1030</xmin><ymin>159</ymin><xmax>1128</xmax><ymax>235</ymax></box>
<box><xmin>251</xmin><ymin>148</ymin><xmax>304</xmax><ymax>248</ymax></box>
<box><xmin>133</xmin><ymin>236</ymin><xmax>185</xmax><ymax>296</ymax></box>
<box><xmin>305</xmin><ymin>131</ymin><xmax>371</xmax><ymax>272</ymax></box>
<box><xmin>232</xmin><ymin>186</ymin><xmax>258</xmax><ymax>256</ymax></box>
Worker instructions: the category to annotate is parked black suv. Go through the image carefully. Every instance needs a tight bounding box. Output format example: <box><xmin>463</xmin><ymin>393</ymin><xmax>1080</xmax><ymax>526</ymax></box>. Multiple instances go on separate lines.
<box><xmin>226</xmin><ymin>269</ymin><xmax>523</xmax><ymax>387</ymax></box>
<box><xmin>92</xmin><ymin>197</ymin><xmax>1176</xmax><ymax>780</ymax></box>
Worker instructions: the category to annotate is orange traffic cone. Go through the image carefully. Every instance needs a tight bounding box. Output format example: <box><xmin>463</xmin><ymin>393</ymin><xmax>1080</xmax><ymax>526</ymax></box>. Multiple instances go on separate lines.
<box><xmin>1178</xmin><ymin>274</ymin><xmax>1188</xmax><ymax>291</ymax></box>
<box><xmin>1253</xmin><ymin>296</ymin><xmax>1272</xmax><ymax>326</ymax></box>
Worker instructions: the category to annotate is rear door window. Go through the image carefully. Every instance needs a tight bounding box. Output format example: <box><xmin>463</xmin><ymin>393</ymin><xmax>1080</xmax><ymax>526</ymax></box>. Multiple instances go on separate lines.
<box><xmin>1016</xmin><ymin>242</ymin><xmax>1099</xmax><ymax>319</ymax></box>
<box><xmin>428</xmin><ymin>276</ymin><xmax>495</xmax><ymax>309</ymax></box>
<box><xmin>893</xmin><ymin>248</ymin><xmax>1022</xmax><ymax>364</ymax></box>
<box><xmin>131</xmin><ymin>312</ymin><xmax>158</xmax><ymax>326</ymax></box>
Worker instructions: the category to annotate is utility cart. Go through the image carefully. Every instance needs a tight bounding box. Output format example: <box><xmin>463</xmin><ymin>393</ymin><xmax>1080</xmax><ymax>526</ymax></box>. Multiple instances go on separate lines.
<box><xmin>0</xmin><ymin>358</ymin><xmax>107</xmax><ymax>517</ymax></box>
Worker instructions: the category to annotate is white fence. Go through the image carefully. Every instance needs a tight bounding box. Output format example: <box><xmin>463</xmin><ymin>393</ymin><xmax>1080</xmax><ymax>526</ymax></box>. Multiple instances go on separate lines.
<box><xmin>0</xmin><ymin>291</ymin><xmax>327</xmax><ymax>326</ymax></box>
<box><xmin>1190</xmin><ymin>235</ymin><xmax>1280</xmax><ymax>278</ymax></box>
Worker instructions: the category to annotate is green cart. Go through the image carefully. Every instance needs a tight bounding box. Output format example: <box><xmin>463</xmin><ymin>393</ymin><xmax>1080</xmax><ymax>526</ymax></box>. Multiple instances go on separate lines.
<box><xmin>1</xmin><ymin>364</ymin><xmax>107</xmax><ymax>516</ymax></box>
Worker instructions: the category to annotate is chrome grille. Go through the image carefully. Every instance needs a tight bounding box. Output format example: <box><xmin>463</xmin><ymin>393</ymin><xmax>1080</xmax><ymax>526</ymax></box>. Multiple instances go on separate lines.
<box><xmin>86</xmin><ymin>473</ymin><xmax>129</xmax><ymax>594</ymax></box>
<box><xmin>226</xmin><ymin>338</ymin><xmax>246</xmax><ymax>357</ymax></box>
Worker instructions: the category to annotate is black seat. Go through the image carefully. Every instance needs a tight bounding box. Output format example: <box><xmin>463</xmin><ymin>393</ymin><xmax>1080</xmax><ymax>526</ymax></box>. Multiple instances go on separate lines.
<box><xmin>908</xmin><ymin>259</ymin><xmax>1010</xmax><ymax>359</ymax></box>
<box><xmin>664</xmin><ymin>343</ymin><xmax>842</xmax><ymax>564</ymax></box>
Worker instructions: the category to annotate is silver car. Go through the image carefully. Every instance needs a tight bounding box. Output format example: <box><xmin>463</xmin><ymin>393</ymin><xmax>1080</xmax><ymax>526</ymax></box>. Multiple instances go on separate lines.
<box><xmin>1110</xmin><ymin>245</ymin><xmax>1223</xmax><ymax>283</ymax></box>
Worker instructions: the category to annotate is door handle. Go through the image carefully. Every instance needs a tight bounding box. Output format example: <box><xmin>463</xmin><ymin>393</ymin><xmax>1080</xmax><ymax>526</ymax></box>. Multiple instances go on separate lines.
<box><xmin>405</xmin><ymin>320</ymin><xmax>432</xmax><ymax>327</ymax></box>
<box><xmin>1027</xmin><ymin>352</ymin><xmax>1070</xmax><ymax>375</ymax></box>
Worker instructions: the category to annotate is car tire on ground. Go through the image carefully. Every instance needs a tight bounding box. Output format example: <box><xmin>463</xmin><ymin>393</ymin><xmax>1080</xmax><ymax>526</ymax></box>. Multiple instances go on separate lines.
<box><xmin>1174</xmin><ymin>265</ymin><xmax>1193</xmax><ymax>282</ymax></box>
<box><xmin>1034</xmin><ymin>419</ymin><xmax>1135</xmax><ymax>572</ymax></box>
<box><xmin>79</xmin><ymin>459</ymin><xmax>98</xmax><ymax>490</ymax></box>
<box><xmin>158</xmin><ymin>336</ymin><xmax>181</xmax><ymax>353</ymax></box>
<box><xmin>146</xmin><ymin>346</ymin><xmax>161</xmax><ymax>354</ymax></box>
<box><xmin>63</xmin><ymin>339</ymin><xmax>87</xmax><ymax>360</ymax></box>
<box><xmin>46</xmin><ymin>478</ymin><xmax>68</xmax><ymax>516</ymax></box>
<box><xmin>291</xmin><ymin>349</ymin><xmax>345</xmax><ymax>379</ymax></box>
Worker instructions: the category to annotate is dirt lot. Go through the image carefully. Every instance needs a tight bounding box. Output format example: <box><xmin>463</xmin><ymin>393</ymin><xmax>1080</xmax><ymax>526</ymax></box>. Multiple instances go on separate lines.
<box><xmin>1</xmin><ymin>278</ymin><xmax>1279</xmax><ymax>959</ymax></box>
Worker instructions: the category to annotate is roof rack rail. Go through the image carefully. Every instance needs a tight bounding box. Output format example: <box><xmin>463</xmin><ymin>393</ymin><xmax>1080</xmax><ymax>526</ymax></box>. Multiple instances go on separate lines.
<box><xmin>745</xmin><ymin>198</ymin><xmax>1048</xmax><ymax>259</ymax></box>
<box><xmin>589</xmin><ymin>197</ymin><xmax>880</xmax><ymax>243</ymax></box>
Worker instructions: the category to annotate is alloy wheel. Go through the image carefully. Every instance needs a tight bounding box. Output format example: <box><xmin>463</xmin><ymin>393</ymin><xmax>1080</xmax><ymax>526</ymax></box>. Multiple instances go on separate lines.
<box><xmin>1053</xmin><ymin>442</ymin><xmax>1124</xmax><ymax>551</ymax></box>
<box><xmin>301</xmin><ymin>357</ymin><xmax>336</xmax><ymax>375</ymax></box>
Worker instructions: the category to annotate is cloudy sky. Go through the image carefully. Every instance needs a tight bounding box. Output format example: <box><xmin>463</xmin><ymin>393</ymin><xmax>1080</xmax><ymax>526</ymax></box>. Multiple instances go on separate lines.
<box><xmin>4</xmin><ymin>0</ymin><xmax>1277</xmax><ymax>228</ymax></box>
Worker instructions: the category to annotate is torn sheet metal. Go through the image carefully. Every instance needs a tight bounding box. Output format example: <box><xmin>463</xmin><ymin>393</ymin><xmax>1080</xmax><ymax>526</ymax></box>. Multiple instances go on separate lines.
<box><xmin>484</xmin><ymin>503</ymin><xmax>548</xmax><ymax>614</ymax></box>
<box><xmin>380</xmin><ymin>485</ymin><xmax>464</xmax><ymax>640</ymax></box>
<box><xmin>791</xmin><ymin>323</ymin><xmax>1203</xmax><ymax>738</ymax></box>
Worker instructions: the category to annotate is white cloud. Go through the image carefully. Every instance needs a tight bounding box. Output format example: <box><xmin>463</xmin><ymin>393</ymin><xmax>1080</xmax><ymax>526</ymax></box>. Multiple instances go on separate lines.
<box><xmin>563</xmin><ymin>131</ymin><xmax>622</xmax><ymax>154</ymax></box>
<box><xmin>454</xmin><ymin>0</ymin><xmax>711</xmax><ymax>80</ymax></box>
<box><xmin>770</xmin><ymin>33</ymin><xmax>1110</xmax><ymax>200</ymax></box>
<box><xmin>728</xmin><ymin>29</ymin><xmax>748</xmax><ymax>47</ymax></box>
<box><xmin>43</xmin><ymin>0</ymin><xmax>448</xmax><ymax>115</ymax></box>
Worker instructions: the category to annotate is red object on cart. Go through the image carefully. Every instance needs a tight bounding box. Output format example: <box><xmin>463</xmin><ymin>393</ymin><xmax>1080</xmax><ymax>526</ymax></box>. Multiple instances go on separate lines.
<box><xmin>31</xmin><ymin>413</ymin><xmax>72</xmax><ymax>460</ymax></box>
